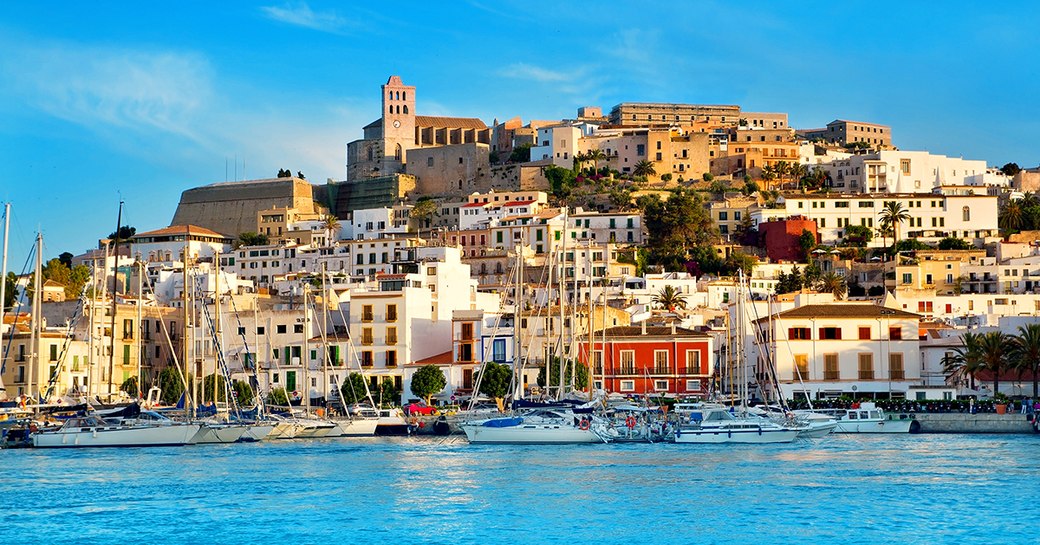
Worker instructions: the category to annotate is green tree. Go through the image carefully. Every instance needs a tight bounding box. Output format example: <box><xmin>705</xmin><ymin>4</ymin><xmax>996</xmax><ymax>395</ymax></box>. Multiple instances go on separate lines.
<box><xmin>536</xmin><ymin>358</ymin><xmax>589</xmax><ymax>391</ymax></box>
<box><xmin>237</xmin><ymin>232</ymin><xmax>270</xmax><ymax>248</ymax></box>
<box><xmin>41</xmin><ymin>258</ymin><xmax>91</xmax><ymax>299</ymax></box>
<box><xmin>107</xmin><ymin>225</ymin><xmax>137</xmax><ymax>243</ymax></box>
<box><xmin>724</xmin><ymin>251</ymin><xmax>757</xmax><ymax>276</ymax></box>
<box><xmin>544</xmin><ymin>165</ymin><xmax>578</xmax><ymax>199</ymax></box>
<box><xmin>1000</xmin><ymin>162</ymin><xmax>1021</xmax><ymax>177</ymax></box>
<box><xmin>410</xmin><ymin>198</ymin><xmax>437</xmax><ymax>230</ymax></box>
<box><xmin>232</xmin><ymin>380</ymin><xmax>255</xmax><ymax>406</ymax></box>
<box><xmin>879</xmin><ymin>201</ymin><xmax>912</xmax><ymax>253</ymax></box>
<box><xmin>798</xmin><ymin>229</ymin><xmax>817</xmax><ymax>262</ymax></box>
<box><xmin>267</xmin><ymin>387</ymin><xmax>290</xmax><ymax>406</ymax></box>
<box><xmin>608</xmin><ymin>186</ymin><xmax>633</xmax><ymax>209</ymax></box>
<box><xmin>652</xmin><ymin>285</ymin><xmax>688</xmax><ymax>311</ymax></box>
<box><xmin>478</xmin><ymin>362</ymin><xmax>513</xmax><ymax>411</ymax></box>
<box><xmin>379</xmin><ymin>377</ymin><xmax>401</xmax><ymax>407</ymax></box>
<box><xmin>803</xmin><ymin>263</ymin><xmax>822</xmax><ymax>286</ymax></box>
<box><xmin>841</xmin><ymin>225</ymin><xmax>873</xmax><ymax>247</ymax></box>
<box><xmin>410</xmin><ymin>364</ymin><xmax>446</xmax><ymax>405</ymax></box>
<box><xmin>3</xmin><ymin>272</ymin><xmax>16</xmax><ymax>310</ymax></box>
<box><xmin>120</xmin><ymin>376</ymin><xmax>139</xmax><ymax>398</ymax></box>
<box><xmin>640</xmin><ymin>188</ymin><xmax>717</xmax><ymax>263</ymax></box>
<box><xmin>202</xmin><ymin>373</ymin><xmax>229</xmax><ymax>403</ymax></box>
<box><xmin>1012</xmin><ymin>324</ymin><xmax>1040</xmax><ymax>398</ymax></box>
<box><xmin>976</xmin><ymin>332</ymin><xmax>1012</xmax><ymax>397</ymax></box>
<box><xmin>158</xmin><ymin>366</ymin><xmax>189</xmax><ymax>405</ymax></box>
<box><xmin>708</xmin><ymin>179</ymin><xmax>727</xmax><ymax>199</ymax></box>
<box><xmin>340</xmin><ymin>372</ymin><xmax>369</xmax><ymax>405</ymax></box>
<box><xmin>586</xmin><ymin>148</ymin><xmax>607</xmax><ymax>172</ymax></box>
<box><xmin>277</xmin><ymin>168</ymin><xmax>291</xmax><ymax>177</ymax></box>
<box><xmin>742</xmin><ymin>179</ymin><xmax>760</xmax><ymax>196</ymax></box>
<box><xmin>999</xmin><ymin>200</ymin><xmax>1023</xmax><ymax>233</ymax></box>
<box><xmin>937</xmin><ymin>237</ymin><xmax>972</xmax><ymax>250</ymax></box>
<box><xmin>633</xmin><ymin>160</ymin><xmax>657</xmax><ymax>178</ymax></box>
<box><xmin>509</xmin><ymin>143</ymin><xmax>532</xmax><ymax>163</ymax></box>
<box><xmin>943</xmin><ymin>332</ymin><xmax>984</xmax><ymax>390</ymax></box>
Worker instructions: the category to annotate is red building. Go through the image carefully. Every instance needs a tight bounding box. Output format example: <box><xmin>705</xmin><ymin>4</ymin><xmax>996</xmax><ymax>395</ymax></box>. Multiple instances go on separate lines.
<box><xmin>758</xmin><ymin>216</ymin><xmax>817</xmax><ymax>262</ymax></box>
<box><xmin>581</xmin><ymin>324</ymin><xmax>713</xmax><ymax>398</ymax></box>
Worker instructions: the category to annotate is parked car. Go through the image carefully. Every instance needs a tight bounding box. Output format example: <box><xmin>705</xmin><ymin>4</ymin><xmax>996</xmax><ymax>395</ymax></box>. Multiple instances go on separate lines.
<box><xmin>406</xmin><ymin>403</ymin><xmax>437</xmax><ymax>416</ymax></box>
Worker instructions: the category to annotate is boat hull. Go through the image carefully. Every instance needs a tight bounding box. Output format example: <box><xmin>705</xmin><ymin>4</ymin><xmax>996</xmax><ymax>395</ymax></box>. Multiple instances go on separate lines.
<box><xmin>329</xmin><ymin>418</ymin><xmax>378</xmax><ymax>437</ymax></box>
<box><xmin>33</xmin><ymin>424</ymin><xmax>201</xmax><ymax>448</ymax></box>
<box><xmin>192</xmin><ymin>424</ymin><xmax>248</xmax><ymax>444</ymax></box>
<box><xmin>674</xmin><ymin>427</ymin><xmax>799</xmax><ymax>444</ymax></box>
<box><xmin>835</xmin><ymin>419</ymin><xmax>913</xmax><ymax>433</ymax></box>
<box><xmin>461</xmin><ymin>424</ymin><xmax>604</xmax><ymax>444</ymax></box>
<box><xmin>798</xmin><ymin>421</ymin><xmax>839</xmax><ymax>438</ymax></box>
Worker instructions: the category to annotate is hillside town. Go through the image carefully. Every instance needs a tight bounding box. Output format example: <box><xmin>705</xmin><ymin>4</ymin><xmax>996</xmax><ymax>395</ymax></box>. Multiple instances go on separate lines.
<box><xmin>4</xmin><ymin>74</ymin><xmax>1040</xmax><ymax>413</ymax></box>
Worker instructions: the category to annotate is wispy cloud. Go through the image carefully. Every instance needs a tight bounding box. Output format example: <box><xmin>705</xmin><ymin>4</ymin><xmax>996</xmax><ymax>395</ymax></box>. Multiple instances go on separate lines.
<box><xmin>499</xmin><ymin>63</ymin><xmax>569</xmax><ymax>83</ymax></box>
<box><xmin>2</xmin><ymin>43</ymin><xmax>212</xmax><ymax>141</ymax></box>
<box><xmin>260</xmin><ymin>2</ymin><xmax>354</xmax><ymax>35</ymax></box>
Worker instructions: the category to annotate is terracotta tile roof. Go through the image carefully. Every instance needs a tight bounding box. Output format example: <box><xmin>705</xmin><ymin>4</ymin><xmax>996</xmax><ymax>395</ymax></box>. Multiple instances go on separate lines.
<box><xmin>415</xmin><ymin>116</ymin><xmax>488</xmax><ymax>130</ymax></box>
<box><xmin>758</xmin><ymin>304</ymin><xmax>920</xmax><ymax>322</ymax></box>
<box><xmin>600</xmin><ymin>326</ymin><xmax>708</xmax><ymax>338</ymax></box>
<box><xmin>503</xmin><ymin>200</ymin><xmax>536</xmax><ymax>207</ymax></box>
<box><xmin>409</xmin><ymin>350</ymin><xmax>454</xmax><ymax>366</ymax></box>
<box><xmin>133</xmin><ymin>225</ymin><xmax>230</xmax><ymax>239</ymax></box>
<box><xmin>462</xmin><ymin>202</ymin><xmax>490</xmax><ymax>208</ymax></box>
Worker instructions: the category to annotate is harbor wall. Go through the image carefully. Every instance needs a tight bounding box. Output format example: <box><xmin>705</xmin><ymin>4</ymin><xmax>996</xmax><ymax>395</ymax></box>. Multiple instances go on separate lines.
<box><xmin>915</xmin><ymin>413</ymin><xmax>1038</xmax><ymax>434</ymax></box>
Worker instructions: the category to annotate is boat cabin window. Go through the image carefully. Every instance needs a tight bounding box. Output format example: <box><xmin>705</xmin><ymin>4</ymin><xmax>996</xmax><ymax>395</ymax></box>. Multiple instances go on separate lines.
<box><xmin>847</xmin><ymin>412</ymin><xmax>858</xmax><ymax>419</ymax></box>
<box><xmin>860</xmin><ymin>411</ymin><xmax>870</xmax><ymax>419</ymax></box>
<box><xmin>869</xmin><ymin>411</ymin><xmax>880</xmax><ymax>419</ymax></box>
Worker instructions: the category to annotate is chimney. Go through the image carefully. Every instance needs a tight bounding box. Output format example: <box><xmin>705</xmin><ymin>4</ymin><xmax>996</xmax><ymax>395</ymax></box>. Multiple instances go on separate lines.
<box><xmin>671</xmin><ymin>322</ymin><xmax>676</xmax><ymax>335</ymax></box>
<box><xmin>641</xmin><ymin>321</ymin><xmax>647</xmax><ymax>335</ymax></box>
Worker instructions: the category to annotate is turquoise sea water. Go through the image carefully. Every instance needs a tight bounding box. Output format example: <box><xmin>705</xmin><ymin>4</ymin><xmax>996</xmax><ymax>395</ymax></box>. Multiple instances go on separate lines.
<box><xmin>2</xmin><ymin>434</ymin><xmax>1037</xmax><ymax>544</ymax></box>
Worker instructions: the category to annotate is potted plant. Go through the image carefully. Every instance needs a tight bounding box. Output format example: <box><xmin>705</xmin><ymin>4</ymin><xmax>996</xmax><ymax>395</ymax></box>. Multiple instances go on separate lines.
<box><xmin>994</xmin><ymin>393</ymin><xmax>1009</xmax><ymax>415</ymax></box>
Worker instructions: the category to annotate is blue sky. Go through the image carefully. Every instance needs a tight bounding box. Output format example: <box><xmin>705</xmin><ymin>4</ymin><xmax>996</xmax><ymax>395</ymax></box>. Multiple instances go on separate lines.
<box><xmin>1</xmin><ymin>2</ymin><xmax>1038</xmax><ymax>265</ymax></box>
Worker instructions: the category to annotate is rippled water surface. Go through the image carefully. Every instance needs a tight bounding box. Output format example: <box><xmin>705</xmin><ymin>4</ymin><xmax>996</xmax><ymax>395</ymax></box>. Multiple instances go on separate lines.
<box><xmin>2</xmin><ymin>434</ymin><xmax>1037</xmax><ymax>544</ymax></box>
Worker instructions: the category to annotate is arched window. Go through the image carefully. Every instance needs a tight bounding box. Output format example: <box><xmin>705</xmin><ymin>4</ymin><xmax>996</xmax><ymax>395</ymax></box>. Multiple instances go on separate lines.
<box><xmin>402</xmin><ymin>92</ymin><xmax>407</xmax><ymax>100</ymax></box>
<box><xmin>388</xmin><ymin>104</ymin><xmax>392</xmax><ymax>113</ymax></box>
<box><xmin>396</xmin><ymin>91</ymin><xmax>400</xmax><ymax>100</ymax></box>
<box><xmin>403</xmin><ymin>105</ymin><xmax>408</xmax><ymax>114</ymax></box>
<box><xmin>394</xmin><ymin>144</ymin><xmax>402</xmax><ymax>160</ymax></box>
<box><xmin>397</xmin><ymin>105</ymin><xmax>401</xmax><ymax>114</ymax></box>
<box><xmin>962</xmin><ymin>206</ymin><xmax>970</xmax><ymax>222</ymax></box>
<box><xmin>388</xmin><ymin>91</ymin><xmax>393</xmax><ymax>100</ymax></box>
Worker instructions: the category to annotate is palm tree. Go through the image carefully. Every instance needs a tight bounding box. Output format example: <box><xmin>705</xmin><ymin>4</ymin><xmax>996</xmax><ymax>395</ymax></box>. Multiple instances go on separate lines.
<box><xmin>773</xmin><ymin>161</ymin><xmax>792</xmax><ymax>187</ymax></box>
<box><xmin>975</xmin><ymin>331</ymin><xmax>1011</xmax><ymax>397</ymax></box>
<box><xmin>943</xmin><ymin>331</ymin><xmax>984</xmax><ymax>391</ymax></box>
<box><xmin>878</xmin><ymin>201</ymin><xmax>912</xmax><ymax>256</ymax></box>
<box><xmin>633</xmin><ymin>160</ymin><xmax>656</xmax><ymax>179</ymax></box>
<box><xmin>999</xmin><ymin>200</ymin><xmax>1023</xmax><ymax>233</ymax></box>
<box><xmin>321</xmin><ymin>214</ymin><xmax>341</xmax><ymax>246</ymax></box>
<box><xmin>760</xmin><ymin>164</ymin><xmax>776</xmax><ymax>189</ymax></box>
<box><xmin>586</xmin><ymin>148</ymin><xmax>607</xmax><ymax>173</ymax></box>
<box><xmin>818</xmin><ymin>271</ymin><xmax>846</xmax><ymax>300</ymax></box>
<box><xmin>652</xmin><ymin>285</ymin><xmax>687</xmax><ymax>311</ymax></box>
<box><xmin>1012</xmin><ymin>324</ymin><xmax>1040</xmax><ymax>397</ymax></box>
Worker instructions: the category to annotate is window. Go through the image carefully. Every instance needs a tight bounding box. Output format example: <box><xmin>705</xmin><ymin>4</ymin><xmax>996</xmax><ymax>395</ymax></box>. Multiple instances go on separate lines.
<box><xmin>794</xmin><ymin>355</ymin><xmax>808</xmax><ymax>378</ymax></box>
<box><xmin>788</xmin><ymin>327</ymin><xmax>811</xmax><ymax>340</ymax></box>
<box><xmin>620</xmin><ymin>380</ymin><xmax>635</xmax><ymax>392</ymax></box>
<box><xmin>361</xmin><ymin>328</ymin><xmax>373</xmax><ymax>345</ymax></box>
<box><xmin>900</xmin><ymin>159</ymin><xmax>911</xmax><ymax>175</ymax></box>
<box><xmin>361</xmin><ymin>351</ymin><xmax>373</xmax><ymax>367</ymax></box>
<box><xmin>386</xmin><ymin>304</ymin><xmax>398</xmax><ymax>322</ymax></box>
<box><xmin>824</xmin><ymin>354</ymin><xmax>839</xmax><ymax>380</ymax></box>
<box><xmin>889</xmin><ymin>353</ymin><xmax>905</xmax><ymax>380</ymax></box>
<box><xmin>386</xmin><ymin>350</ymin><xmax>398</xmax><ymax>367</ymax></box>
<box><xmin>685</xmin><ymin>379</ymin><xmax>702</xmax><ymax>391</ymax></box>
<box><xmin>654</xmin><ymin>350</ymin><xmax>669</xmax><ymax>374</ymax></box>
<box><xmin>858</xmin><ymin>353</ymin><xmax>874</xmax><ymax>379</ymax></box>
<box><xmin>889</xmin><ymin>326</ymin><xmax>902</xmax><ymax>340</ymax></box>
<box><xmin>819</xmin><ymin>327</ymin><xmax>841</xmax><ymax>340</ymax></box>
<box><xmin>294</xmin><ymin>324</ymin><xmax>304</xmax><ymax>334</ymax></box>
<box><xmin>362</xmin><ymin>305</ymin><xmax>374</xmax><ymax>322</ymax></box>
<box><xmin>858</xmin><ymin>327</ymin><xmax>871</xmax><ymax>340</ymax></box>
<box><xmin>719</xmin><ymin>211</ymin><xmax>728</xmax><ymax>221</ymax></box>
<box><xmin>49</xmin><ymin>344</ymin><xmax>58</xmax><ymax>361</ymax></box>
<box><xmin>655</xmin><ymin>380</ymin><xmax>669</xmax><ymax>391</ymax></box>
<box><xmin>257</xmin><ymin>326</ymin><xmax>265</xmax><ymax>335</ymax></box>
<box><xmin>620</xmin><ymin>350</ymin><xmax>635</xmax><ymax>374</ymax></box>
<box><xmin>686</xmin><ymin>349</ymin><xmax>702</xmax><ymax>374</ymax></box>
<box><xmin>493</xmin><ymin>339</ymin><xmax>506</xmax><ymax>362</ymax></box>
<box><xmin>461</xmin><ymin>323</ymin><xmax>474</xmax><ymax>341</ymax></box>
<box><xmin>962</xmin><ymin>206</ymin><xmax>970</xmax><ymax>222</ymax></box>
<box><xmin>386</xmin><ymin>327</ymin><xmax>397</xmax><ymax>345</ymax></box>
<box><xmin>918</xmin><ymin>301</ymin><xmax>933</xmax><ymax>312</ymax></box>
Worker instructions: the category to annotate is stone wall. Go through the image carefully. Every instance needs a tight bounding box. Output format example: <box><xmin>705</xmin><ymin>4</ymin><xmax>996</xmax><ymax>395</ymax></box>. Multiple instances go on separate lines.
<box><xmin>915</xmin><ymin>413</ymin><xmax>1037</xmax><ymax>433</ymax></box>
<box><xmin>171</xmin><ymin>177</ymin><xmax>316</xmax><ymax>237</ymax></box>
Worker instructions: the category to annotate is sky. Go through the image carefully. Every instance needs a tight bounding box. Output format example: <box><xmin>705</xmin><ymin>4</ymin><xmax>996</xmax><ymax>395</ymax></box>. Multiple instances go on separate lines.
<box><xmin>1</xmin><ymin>2</ymin><xmax>1039</xmax><ymax>266</ymax></box>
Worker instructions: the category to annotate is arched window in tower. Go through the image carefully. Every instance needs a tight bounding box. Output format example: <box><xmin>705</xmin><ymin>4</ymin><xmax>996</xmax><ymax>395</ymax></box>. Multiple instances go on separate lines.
<box><xmin>388</xmin><ymin>104</ymin><xmax>392</xmax><ymax>114</ymax></box>
<box><xmin>402</xmin><ymin>92</ymin><xmax>407</xmax><ymax>100</ymax></box>
<box><xmin>396</xmin><ymin>91</ymin><xmax>401</xmax><ymax>100</ymax></box>
<box><xmin>388</xmin><ymin>91</ymin><xmax>393</xmax><ymax>100</ymax></box>
<box><xmin>403</xmin><ymin>105</ymin><xmax>408</xmax><ymax>114</ymax></box>
<box><xmin>394</xmin><ymin>143</ymin><xmax>402</xmax><ymax>161</ymax></box>
<box><xmin>397</xmin><ymin>105</ymin><xmax>401</xmax><ymax>114</ymax></box>
<box><xmin>962</xmin><ymin>206</ymin><xmax>970</xmax><ymax>222</ymax></box>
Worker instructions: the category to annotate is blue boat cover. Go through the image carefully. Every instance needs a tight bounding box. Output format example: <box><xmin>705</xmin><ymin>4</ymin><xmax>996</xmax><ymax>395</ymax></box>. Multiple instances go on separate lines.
<box><xmin>483</xmin><ymin>417</ymin><xmax>523</xmax><ymax>428</ymax></box>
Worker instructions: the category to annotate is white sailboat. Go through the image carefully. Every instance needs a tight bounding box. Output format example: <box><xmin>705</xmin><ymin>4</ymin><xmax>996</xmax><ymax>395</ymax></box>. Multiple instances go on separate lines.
<box><xmin>673</xmin><ymin>405</ymin><xmax>800</xmax><ymax>444</ymax></box>
<box><xmin>461</xmin><ymin>408</ymin><xmax>616</xmax><ymax>444</ymax></box>
<box><xmin>33</xmin><ymin>415</ymin><xmax>201</xmax><ymax>448</ymax></box>
<box><xmin>798</xmin><ymin>402</ymin><xmax>916</xmax><ymax>433</ymax></box>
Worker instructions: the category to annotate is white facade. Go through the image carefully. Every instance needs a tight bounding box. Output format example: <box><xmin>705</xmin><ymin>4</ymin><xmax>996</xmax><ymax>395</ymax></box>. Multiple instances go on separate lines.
<box><xmin>754</xmin><ymin>193</ymin><xmax>999</xmax><ymax>247</ymax></box>
<box><xmin>569</xmin><ymin>209</ymin><xmax>643</xmax><ymax>245</ymax></box>
<box><xmin>821</xmin><ymin>150</ymin><xmax>1007</xmax><ymax>193</ymax></box>
<box><xmin>531</xmin><ymin>125</ymin><xmax>583</xmax><ymax>168</ymax></box>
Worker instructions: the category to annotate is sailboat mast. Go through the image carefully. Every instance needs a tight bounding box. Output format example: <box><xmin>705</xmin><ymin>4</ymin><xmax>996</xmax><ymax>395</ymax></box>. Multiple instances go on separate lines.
<box><xmin>107</xmin><ymin>200</ymin><xmax>123</xmax><ymax>398</ymax></box>
<box><xmin>321</xmin><ymin>263</ymin><xmax>329</xmax><ymax>411</ymax></box>
<box><xmin>29</xmin><ymin>232</ymin><xmax>42</xmax><ymax>406</ymax></box>
<box><xmin>87</xmin><ymin>253</ymin><xmax>96</xmax><ymax>399</ymax></box>
<box><xmin>0</xmin><ymin>203</ymin><xmax>9</xmax><ymax>371</ymax></box>
<box><xmin>181</xmin><ymin>245</ymin><xmax>191</xmax><ymax>415</ymax></box>
<box><xmin>303</xmin><ymin>282</ymin><xmax>310</xmax><ymax>415</ymax></box>
<box><xmin>136</xmin><ymin>261</ymin><xmax>143</xmax><ymax>400</ymax></box>
<box><xmin>213</xmin><ymin>250</ymin><xmax>221</xmax><ymax>407</ymax></box>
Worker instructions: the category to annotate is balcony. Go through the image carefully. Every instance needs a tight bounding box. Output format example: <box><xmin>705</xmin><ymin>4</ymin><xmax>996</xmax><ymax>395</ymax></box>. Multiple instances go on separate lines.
<box><xmin>619</xmin><ymin>364</ymin><xmax>636</xmax><ymax>375</ymax></box>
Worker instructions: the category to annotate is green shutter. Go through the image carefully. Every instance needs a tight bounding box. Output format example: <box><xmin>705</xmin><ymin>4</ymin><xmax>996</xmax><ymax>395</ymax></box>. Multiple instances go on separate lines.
<box><xmin>123</xmin><ymin>345</ymin><xmax>131</xmax><ymax>365</ymax></box>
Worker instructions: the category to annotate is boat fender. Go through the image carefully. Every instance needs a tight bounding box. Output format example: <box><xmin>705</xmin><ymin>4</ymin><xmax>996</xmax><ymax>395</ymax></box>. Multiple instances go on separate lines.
<box><xmin>909</xmin><ymin>420</ymin><xmax>922</xmax><ymax>434</ymax></box>
<box><xmin>408</xmin><ymin>416</ymin><xmax>418</xmax><ymax>425</ymax></box>
<box><xmin>625</xmin><ymin>416</ymin><xmax>636</xmax><ymax>429</ymax></box>
<box><xmin>579</xmin><ymin>419</ymin><xmax>590</xmax><ymax>431</ymax></box>
<box><xmin>758</xmin><ymin>426</ymin><xmax>762</xmax><ymax>436</ymax></box>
